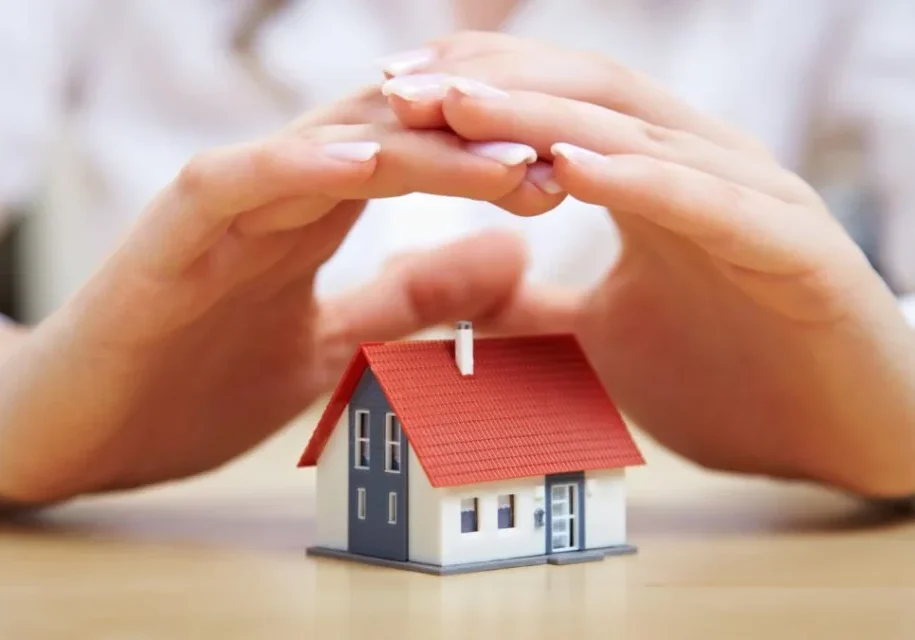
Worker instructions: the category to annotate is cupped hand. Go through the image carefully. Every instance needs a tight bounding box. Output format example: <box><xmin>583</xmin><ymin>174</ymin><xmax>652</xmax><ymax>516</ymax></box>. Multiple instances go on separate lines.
<box><xmin>381</xmin><ymin>34</ymin><xmax>915</xmax><ymax>497</ymax></box>
<box><xmin>0</xmin><ymin>86</ymin><xmax>574</xmax><ymax>505</ymax></box>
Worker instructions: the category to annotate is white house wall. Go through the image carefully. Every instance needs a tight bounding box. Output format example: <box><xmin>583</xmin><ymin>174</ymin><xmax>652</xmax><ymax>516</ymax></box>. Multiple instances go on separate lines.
<box><xmin>584</xmin><ymin>469</ymin><xmax>627</xmax><ymax>549</ymax></box>
<box><xmin>406</xmin><ymin>447</ymin><xmax>441</xmax><ymax>565</ymax></box>
<box><xmin>438</xmin><ymin>476</ymin><xmax>546</xmax><ymax>566</ymax></box>
<box><xmin>407</xmin><ymin>466</ymin><xmax>628</xmax><ymax>567</ymax></box>
<box><xmin>314</xmin><ymin>407</ymin><xmax>348</xmax><ymax>550</ymax></box>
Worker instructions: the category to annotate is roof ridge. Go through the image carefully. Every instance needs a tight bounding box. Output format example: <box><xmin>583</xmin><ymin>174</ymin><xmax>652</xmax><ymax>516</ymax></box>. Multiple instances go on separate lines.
<box><xmin>359</xmin><ymin>332</ymin><xmax>579</xmax><ymax>349</ymax></box>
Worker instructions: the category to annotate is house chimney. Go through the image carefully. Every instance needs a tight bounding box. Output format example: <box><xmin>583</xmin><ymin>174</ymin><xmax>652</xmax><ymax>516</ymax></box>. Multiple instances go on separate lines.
<box><xmin>455</xmin><ymin>321</ymin><xmax>473</xmax><ymax>376</ymax></box>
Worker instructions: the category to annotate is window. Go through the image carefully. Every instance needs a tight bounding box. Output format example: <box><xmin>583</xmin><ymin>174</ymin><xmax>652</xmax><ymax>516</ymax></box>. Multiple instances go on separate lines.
<box><xmin>357</xmin><ymin>487</ymin><xmax>366</xmax><ymax>520</ymax></box>
<box><xmin>388</xmin><ymin>492</ymin><xmax>397</xmax><ymax>524</ymax></box>
<box><xmin>384</xmin><ymin>413</ymin><xmax>402</xmax><ymax>473</ymax></box>
<box><xmin>354</xmin><ymin>410</ymin><xmax>369</xmax><ymax>469</ymax></box>
<box><xmin>460</xmin><ymin>498</ymin><xmax>478</xmax><ymax>533</ymax></box>
<box><xmin>497</xmin><ymin>494</ymin><xmax>515</xmax><ymax>529</ymax></box>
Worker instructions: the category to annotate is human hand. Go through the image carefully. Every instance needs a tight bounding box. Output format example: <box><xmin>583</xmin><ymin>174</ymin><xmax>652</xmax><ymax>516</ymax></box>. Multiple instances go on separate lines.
<box><xmin>379</xmin><ymin>33</ymin><xmax>915</xmax><ymax>497</ymax></box>
<box><xmin>0</xmin><ymin>86</ymin><xmax>574</xmax><ymax>505</ymax></box>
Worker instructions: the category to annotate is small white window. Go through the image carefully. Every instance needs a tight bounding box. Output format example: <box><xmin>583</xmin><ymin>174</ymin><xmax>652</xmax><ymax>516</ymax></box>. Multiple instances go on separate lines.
<box><xmin>388</xmin><ymin>492</ymin><xmax>397</xmax><ymax>524</ymax></box>
<box><xmin>354</xmin><ymin>410</ymin><xmax>370</xmax><ymax>469</ymax></box>
<box><xmin>384</xmin><ymin>413</ymin><xmax>402</xmax><ymax>473</ymax></box>
<box><xmin>460</xmin><ymin>498</ymin><xmax>479</xmax><ymax>533</ymax></box>
<box><xmin>357</xmin><ymin>487</ymin><xmax>366</xmax><ymax>520</ymax></box>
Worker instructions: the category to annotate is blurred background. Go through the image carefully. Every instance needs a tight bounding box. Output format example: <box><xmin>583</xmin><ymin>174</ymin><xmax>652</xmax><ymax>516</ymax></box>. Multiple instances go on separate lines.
<box><xmin>0</xmin><ymin>0</ymin><xmax>912</xmax><ymax>323</ymax></box>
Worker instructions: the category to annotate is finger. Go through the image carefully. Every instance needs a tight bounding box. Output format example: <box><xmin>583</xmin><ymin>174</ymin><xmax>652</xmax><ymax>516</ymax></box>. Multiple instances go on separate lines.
<box><xmin>129</xmin><ymin>137</ymin><xmax>381</xmax><ymax>272</ymax></box>
<box><xmin>550</xmin><ymin>143</ymin><xmax>846</xmax><ymax>275</ymax></box>
<box><xmin>433</xmin><ymin>84</ymin><xmax>817</xmax><ymax>205</ymax></box>
<box><xmin>235</xmin><ymin>134</ymin><xmax>546</xmax><ymax>235</ymax></box>
<box><xmin>377</xmin><ymin>32</ymin><xmax>537</xmax><ymax>77</ymax></box>
<box><xmin>385</xmin><ymin>88</ymin><xmax>448</xmax><ymax>130</ymax></box>
<box><xmin>383</xmin><ymin>49</ymin><xmax>769</xmax><ymax>157</ymax></box>
<box><xmin>131</xmin><ymin>127</ymin><xmax>544</xmax><ymax>270</ymax></box>
<box><xmin>303</xmin><ymin>125</ymin><xmax>537</xmax><ymax>201</ymax></box>
<box><xmin>381</xmin><ymin>73</ymin><xmax>461</xmax><ymax>130</ymax></box>
<box><xmin>492</xmin><ymin>161</ymin><xmax>567</xmax><ymax>216</ymax></box>
<box><xmin>236</xmin><ymin>160</ymin><xmax>564</xmax><ymax>236</ymax></box>
<box><xmin>316</xmin><ymin>229</ymin><xmax>582</xmax><ymax>367</ymax></box>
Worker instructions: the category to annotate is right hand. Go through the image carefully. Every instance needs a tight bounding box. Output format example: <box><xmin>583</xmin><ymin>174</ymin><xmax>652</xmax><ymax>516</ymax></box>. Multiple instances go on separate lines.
<box><xmin>0</xmin><ymin>86</ymin><xmax>571</xmax><ymax>505</ymax></box>
<box><xmin>380</xmin><ymin>33</ymin><xmax>915</xmax><ymax>497</ymax></box>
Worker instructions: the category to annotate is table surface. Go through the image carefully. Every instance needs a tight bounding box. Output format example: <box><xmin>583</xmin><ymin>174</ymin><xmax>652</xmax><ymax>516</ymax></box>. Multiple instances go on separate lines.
<box><xmin>1</xmin><ymin>412</ymin><xmax>914</xmax><ymax>640</ymax></box>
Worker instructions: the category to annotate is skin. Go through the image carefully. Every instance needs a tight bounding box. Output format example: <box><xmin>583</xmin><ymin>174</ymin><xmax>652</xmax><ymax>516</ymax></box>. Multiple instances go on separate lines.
<box><xmin>0</xmin><ymin>87</ymin><xmax>571</xmax><ymax>506</ymax></box>
<box><xmin>1</xmin><ymin>30</ymin><xmax>913</xmax><ymax>508</ymax></box>
<box><xmin>381</xmin><ymin>32</ymin><xmax>915</xmax><ymax>498</ymax></box>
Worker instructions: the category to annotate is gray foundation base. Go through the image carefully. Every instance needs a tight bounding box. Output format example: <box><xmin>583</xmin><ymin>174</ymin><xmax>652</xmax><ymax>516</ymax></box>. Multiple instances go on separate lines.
<box><xmin>306</xmin><ymin>544</ymin><xmax>637</xmax><ymax>576</ymax></box>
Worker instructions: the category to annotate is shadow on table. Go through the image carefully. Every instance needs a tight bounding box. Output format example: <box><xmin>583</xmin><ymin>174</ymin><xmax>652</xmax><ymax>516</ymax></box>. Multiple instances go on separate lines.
<box><xmin>629</xmin><ymin>486</ymin><xmax>914</xmax><ymax>537</ymax></box>
<box><xmin>1</xmin><ymin>483</ymin><xmax>911</xmax><ymax>555</ymax></box>
<box><xmin>0</xmin><ymin>496</ymin><xmax>314</xmax><ymax>554</ymax></box>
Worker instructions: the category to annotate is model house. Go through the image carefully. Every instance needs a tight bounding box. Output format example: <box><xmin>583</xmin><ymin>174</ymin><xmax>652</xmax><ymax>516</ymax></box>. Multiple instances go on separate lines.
<box><xmin>298</xmin><ymin>322</ymin><xmax>645</xmax><ymax>575</ymax></box>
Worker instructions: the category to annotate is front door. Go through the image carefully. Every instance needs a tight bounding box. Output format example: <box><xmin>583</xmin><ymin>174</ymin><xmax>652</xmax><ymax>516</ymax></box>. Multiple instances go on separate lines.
<box><xmin>546</xmin><ymin>472</ymin><xmax>585</xmax><ymax>554</ymax></box>
<box><xmin>347</xmin><ymin>370</ymin><xmax>409</xmax><ymax>561</ymax></box>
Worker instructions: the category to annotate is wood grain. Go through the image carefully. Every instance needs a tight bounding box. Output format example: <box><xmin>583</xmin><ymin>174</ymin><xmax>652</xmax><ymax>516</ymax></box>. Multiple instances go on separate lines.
<box><xmin>1</xmin><ymin>413</ymin><xmax>914</xmax><ymax>640</ymax></box>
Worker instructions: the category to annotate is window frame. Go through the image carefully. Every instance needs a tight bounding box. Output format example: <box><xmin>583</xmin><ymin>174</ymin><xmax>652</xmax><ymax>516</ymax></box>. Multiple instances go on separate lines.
<box><xmin>460</xmin><ymin>497</ymin><xmax>479</xmax><ymax>533</ymax></box>
<box><xmin>388</xmin><ymin>491</ymin><xmax>397</xmax><ymax>524</ymax></box>
<box><xmin>384</xmin><ymin>412</ymin><xmax>402</xmax><ymax>474</ymax></box>
<box><xmin>353</xmin><ymin>409</ymin><xmax>370</xmax><ymax>470</ymax></box>
<box><xmin>497</xmin><ymin>494</ymin><xmax>516</xmax><ymax>529</ymax></box>
<box><xmin>357</xmin><ymin>487</ymin><xmax>366</xmax><ymax>520</ymax></box>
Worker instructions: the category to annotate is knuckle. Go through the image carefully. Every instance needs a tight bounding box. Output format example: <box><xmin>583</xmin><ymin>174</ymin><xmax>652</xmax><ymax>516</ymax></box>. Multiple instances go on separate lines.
<box><xmin>175</xmin><ymin>151</ymin><xmax>217</xmax><ymax>197</ymax></box>
<box><xmin>246</xmin><ymin>143</ymin><xmax>283</xmax><ymax>177</ymax></box>
<box><xmin>715</xmin><ymin>178</ymin><xmax>753</xmax><ymax>213</ymax></box>
<box><xmin>581</xmin><ymin>53</ymin><xmax>638</xmax><ymax>108</ymax></box>
<box><xmin>638</xmin><ymin>120</ymin><xmax>692</xmax><ymax>151</ymax></box>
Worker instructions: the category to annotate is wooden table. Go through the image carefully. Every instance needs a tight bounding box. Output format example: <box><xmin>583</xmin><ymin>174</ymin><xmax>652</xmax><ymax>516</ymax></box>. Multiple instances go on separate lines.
<box><xmin>1</xmin><ymin>413</ymin><xmax>914</xmax><ymax>640</ymax></box>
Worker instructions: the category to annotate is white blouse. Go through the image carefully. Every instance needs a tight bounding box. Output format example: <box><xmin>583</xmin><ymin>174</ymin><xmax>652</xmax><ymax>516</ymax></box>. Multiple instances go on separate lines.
<box><xmin>1</xmin><ymin>0</ymin><xmax>914</xmax><ymax>320</ymax></box>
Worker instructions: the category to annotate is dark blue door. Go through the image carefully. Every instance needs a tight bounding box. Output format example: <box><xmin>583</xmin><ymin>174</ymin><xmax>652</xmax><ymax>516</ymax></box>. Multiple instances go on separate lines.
<box><xmin>348</xmin><ymin>370</ymin><xmax>409</xmax><ymax>561</ymax></box>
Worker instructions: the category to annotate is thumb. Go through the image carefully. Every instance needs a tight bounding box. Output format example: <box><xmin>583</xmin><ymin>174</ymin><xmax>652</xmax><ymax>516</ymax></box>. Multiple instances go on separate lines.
<box><xmin>316</xmin><ymin>228</ymin><xmax>582</xmax><ymax>350</ymax></box>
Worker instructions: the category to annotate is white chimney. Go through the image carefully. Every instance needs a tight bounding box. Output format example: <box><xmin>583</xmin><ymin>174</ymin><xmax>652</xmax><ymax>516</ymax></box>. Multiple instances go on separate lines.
<box><xmin>455</xmin><ymin>321</ymin><xmax>474</xmax><ymax>376</ymax></box>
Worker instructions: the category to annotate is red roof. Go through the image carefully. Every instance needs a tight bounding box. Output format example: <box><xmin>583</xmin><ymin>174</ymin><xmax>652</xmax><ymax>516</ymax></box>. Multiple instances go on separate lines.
<box><xmin>298</xmin><ymin>334</ymin><xmax>644</xmax><ymax>487</ymax></box>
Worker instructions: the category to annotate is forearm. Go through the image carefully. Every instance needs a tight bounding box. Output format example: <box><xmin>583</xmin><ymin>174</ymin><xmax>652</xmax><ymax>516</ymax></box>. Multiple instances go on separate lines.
<box><xmin>0</xmin><ymin>320</ymin><xmax>41</xmax><ymax>515</ymax></box>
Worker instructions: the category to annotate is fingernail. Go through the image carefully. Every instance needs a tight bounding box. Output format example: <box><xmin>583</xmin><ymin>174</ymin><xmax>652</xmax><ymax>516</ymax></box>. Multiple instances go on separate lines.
<box><xmin>446</xmin><ymin>77</ymin><xmax>509</xmax><ymax>99</ymax></box>
<box><xmin>467</xmin><ymin>142</ymin><xmax>537</xmax><ymax>166</ymax></box>
<box><xmin>376</xmin><ymin>48</ymin><xmax>437</xmax><ymax>76</ymax></box>
<box><xmin>527</xmin><ymin>161</ymin><xmax>563</xmax><ymax>194</ymax></box>
<box><xmin>551</xmin><ymin>142</ymin><xmax>608</xmax><ymax>164</ymax></box>
<box><xmin>381</xmin><ymin>73</ymin><xmax>450</xmax><ymax>101</ymax></box>
<box><xmin>322</xmin><ymin>141</ymin><xmax>380</xmax><ymax>162</ymax></box>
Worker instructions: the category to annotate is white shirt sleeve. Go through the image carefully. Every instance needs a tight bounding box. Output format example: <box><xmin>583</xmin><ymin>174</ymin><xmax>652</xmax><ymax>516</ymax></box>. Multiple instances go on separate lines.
<box><xmin>828</xmin><ymin>0</ymin><xmax>915</xmax><ymax>294</ymax></box>
<box><xmin>0</xmin><ymin>0</ymin><xmax>96</xmax><ymax>214</ymax></box>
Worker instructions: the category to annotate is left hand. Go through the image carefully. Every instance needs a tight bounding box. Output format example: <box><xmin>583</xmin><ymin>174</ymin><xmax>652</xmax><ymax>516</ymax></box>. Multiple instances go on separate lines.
<box><xmin>377</xmin><ymin>33</ymin><xmax>915</xmax><ymax>498</ymax></box>
<box><xmin>0</xmin><ymin>82</ymin><xmax>570</xmax><ymax>506</ymax></box>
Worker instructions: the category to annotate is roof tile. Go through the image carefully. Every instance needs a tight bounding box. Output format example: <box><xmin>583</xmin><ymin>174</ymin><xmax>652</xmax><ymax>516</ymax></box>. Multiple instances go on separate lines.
<box><xmin>298</xmin><ymin>334</ymin><xmax>644</xmax><ymax>486</ymax></box>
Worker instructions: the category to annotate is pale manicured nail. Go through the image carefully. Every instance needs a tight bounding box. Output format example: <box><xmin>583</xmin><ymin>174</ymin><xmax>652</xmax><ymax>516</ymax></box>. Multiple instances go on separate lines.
<box><xmin>551</xmin><ymin>142</ymin><xmax>608</xmax><ymax>164</ymax></box>
<box><xmin>527</xmin><ymin>161</ymin><xmax>563</xmax><ymax>194</ymax></box>
<box><xmin>446</xmin><ymin>77</ymin><xmax>509</xmax><ymax>99</ymax></box>
<box><xmin>467</xmin><ymin>142</ymin><xmax>537</xmax><ymax>166</ymax></box>
<box><xmin>322</xmin><ymin>141</ymin><xmax>380</xmax><ymax>162</ymax></box>
<box><xmin>381</xmin><ymin>73</ymin><xmax>450</xmax><ymax>101</ymax></box>
<box><xmin>377</xmin><ymin>48</ymin><xmax>437</xmax><ymax>76</ymax></box>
